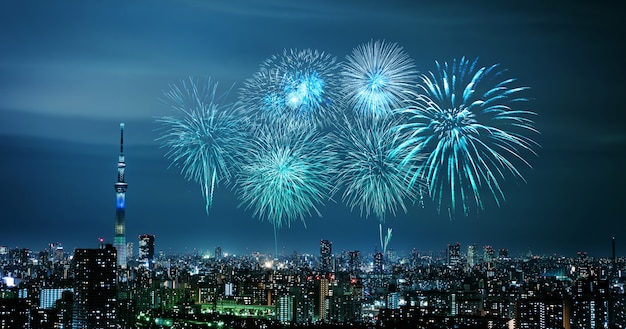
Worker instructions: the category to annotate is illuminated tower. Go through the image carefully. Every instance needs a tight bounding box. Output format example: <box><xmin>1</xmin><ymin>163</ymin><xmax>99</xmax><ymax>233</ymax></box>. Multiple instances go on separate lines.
<box><xmin>114</xmin><ymin>123</ymin><xmax>128</xmax><ymax>267</ymax></box>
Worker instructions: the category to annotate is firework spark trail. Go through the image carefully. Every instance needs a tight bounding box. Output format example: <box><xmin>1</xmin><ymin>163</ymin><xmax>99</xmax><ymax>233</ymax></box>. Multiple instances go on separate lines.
<box><xmin>394</xmin><ymin>57</ymin><xmax>538</xmax><ymax>215</ymax></box>
<box><xmin>379</xmin><ymin>224</ymin><xmax>392</xmax><ymax>255</ymax></box>
<box><xmin>156</xmin><ymin>77</ymin><xmax>247</xmax><ymax>214</ymax></box>
<box><xmin>341</xmin><ymin>40</ymin><xmax>417</xmax><ymax>118</ymax></box>
<box><xmin>236</xmin><ymin>121</ymin><xmax>337</xmax><ymax>256</ymax></box>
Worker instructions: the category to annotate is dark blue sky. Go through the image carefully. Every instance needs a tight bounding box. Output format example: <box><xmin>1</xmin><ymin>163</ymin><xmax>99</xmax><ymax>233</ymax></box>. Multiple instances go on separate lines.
<box><xmin>1</xmin><ymin>1</ymin><xmax>624</xmax><ymax>257</ymax></box>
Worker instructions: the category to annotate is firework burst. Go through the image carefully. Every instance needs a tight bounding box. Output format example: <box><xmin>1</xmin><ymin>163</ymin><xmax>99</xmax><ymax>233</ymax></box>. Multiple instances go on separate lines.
<box><xmin>394</xmin><ymin>57</ymin><xmax>538</xmax><ymax>215</ymax></box>
<box><xmin>334</xmin><ymin>115</ymin><xmax>422</xmax><ymax>222</ymax></box>
<box><xmin>156</xmin><ymin>77</ymin><xmax>247</xmax><ymax>213</ymax></box>
<box><xmin>237</xmin><ymin>67</ymin><xmax>286</xmax><ymax>124</ymax></box>
<box><xmin>249</xmin><ymin>48</ymin><xmax>342</xmax><ymax>128</ymax></box>
<box><xmin>341</xmin><ymin>40</ymin><xmax>417</xmax><ymax>117</ymax></box>
<box><xmin>236</xmin><ymin>121</ymin><xmax>337</xmax><ymax>254</ymax></box>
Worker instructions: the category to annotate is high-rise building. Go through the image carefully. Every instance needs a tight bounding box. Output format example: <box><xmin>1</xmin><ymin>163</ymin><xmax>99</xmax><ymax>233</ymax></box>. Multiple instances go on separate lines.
<box><xmin>318</xmin><ymin>277</ymin><xmax>330</xmax><ymax>321</ymax></box>
<box><xmin>348</xmin><ymin>251</ymin><xmax>360</xmax><ymax>274</ymax></box>
<box><xmin>447</xmin><ymin>243</ymin><xmax>461</xmax><ymax>268</ymax></box>
<box><xmin>72</xmin><ymin>243</ymin><xmax>118</xmax><ymax>329</ymax></box>
<box><xmin>374</xmin><ymin>252</ymin><xmax>384</xmax><ymax>273</ymax></box>
<box><xmin>215</xmin><ymin>246</ymin><xmax>222</xmax><ymax>260</ymax></box>
<box><xmin>320</xmin><ymin>240</ymin><xmax>332</xmax><ymax>272</ymax></box>
<box><xmin>114</xmin><ymin>123</ymin><xmax>128</xmax><ymax>267</ymax></box>
<box><xmin>483</xmin><ymin>245</ymin><xmax>495</xmax><ymax>264</ymax></box>
<box><xmin>277</xmin><ymin>294</ymin><xmax>294</xmax><ymax>323</ymax></box>
<box><xmin>138</xmin><ymin>234</ymin><xmax>155</xmax><ymax>268</ymax></box>
<box><xmin>467</xmin><ymin>245</ymin><xmax>477</xmax><ymax>268</ymax></box>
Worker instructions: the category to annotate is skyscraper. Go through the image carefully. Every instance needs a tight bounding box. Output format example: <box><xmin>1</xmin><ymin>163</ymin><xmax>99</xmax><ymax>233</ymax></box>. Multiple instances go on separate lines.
<box><xmin>114</xmin><ymin>123</ymin><xmax>128</xmax><ymax>267</ymax></box>
<box><xmin>349</xmin><ymin>251</ymin><xmax>360</xmax><ymax>274</ymax></box>
<box><xmin>467</xmin><ymin>244</ymin><xmax>477</xmax><ymax>268</ymax></box>
<box><xmin>447</xmin><ymin>242</ymin><xmax>461</xmax><ymax>268</ymax></box>
<box><xmin>215</xmin><ymin>246</ymin><xmax>222</xmax><ymax>260</ymax></box>
<box><xmin>72</xmin><ymin>243</ymin><xmax>118</xmax><ymax>329</ymax></box>
<box><xmin>320</xmin><ymin>239</ymin><xmax>332</xmax><ymax>272</ymax></box>
<box><xmin>138</xmin><ymin>234</ymin><xmax>155</xmax><ymax>268</ymax></box>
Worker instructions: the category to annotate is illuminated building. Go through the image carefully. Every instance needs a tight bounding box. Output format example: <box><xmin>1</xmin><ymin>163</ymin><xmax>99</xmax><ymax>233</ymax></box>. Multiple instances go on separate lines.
<box><xmin>467</xmin><ymin>244</ymin><xmax>477</xmax><ymax>268</ymax></box>
<box><xmin>514</xmin><ymin>297</ymin><xmax>567</xmax><ymax>329</ymax></box>
<box><xmin>0</xmin><ymin>299</ymin><xmax>29</xmax><ymax>329</ymax></box>
<box><xmin>571</xmin><ymin>274</ymin><xmax>610</xmax><ymax>329</ymax></box>
<box><xmin>320</xmin><ymin>239</ymin><xmax>332</xmax><ymax>272</ymax></box>
<box><xmin>483</xmin><ymin>245</ymin><xmax>495</xmax><ymax>264</ymax></box>
<box><xmin>447</xmin><ymin>242</ymin><xmax>461</xmax><ymax>268</ymax></box>
<box><xmin>318</xmin><ymin>277</ymin><xmax>329</xmax><ymax>321</ymax></box>
<box><xmin>138</xmin><ymin>234</ymin><xmax>155</xmax><ymax>269</ymax></box>
<box><xmin>374</xmin><ymin>252</ymin><xmax>384</xmax><ymax>273</ymax></box>
<box><xmin>72</xmin><ymin>243</ymin><xmax>118</xmax><ymax>329</ymax></box>
<box><xmin>277</xmin><ymin>294</ymin><xmax>294</xmax><ymax>323</ymax></box>
<box><xmin>39</xmin><ymin>288</ymin><xmax>73</xmax><ymax>309</ymax></box>
<box><xmin>113</xmin><ymin>123</ymin><xmax>128</xmax><ymax>268</ymax></box>
<box><xmin>349</xmin><ymin>250</ymin><xmax>360</xmax><ymax>274</ymax></box>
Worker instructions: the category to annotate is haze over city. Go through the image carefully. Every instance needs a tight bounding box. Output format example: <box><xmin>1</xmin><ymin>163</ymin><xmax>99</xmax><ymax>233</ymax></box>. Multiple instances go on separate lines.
<box><xmin>0</xmin><ymin>1</ymin><xmax>624</xmax><ymax>257</ymax></box>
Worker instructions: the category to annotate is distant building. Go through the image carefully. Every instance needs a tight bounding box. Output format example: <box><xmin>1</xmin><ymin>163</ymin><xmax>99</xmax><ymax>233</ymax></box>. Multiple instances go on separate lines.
<box><xmin>349</xmin><ymin>250</ymin><xmax>360</xmax><ymax>274</ymax></box>
<box><xmin>138</xmin><ymin>234</ymin><xmax>155</xmax><ymax>268</ymax></box>
<box><xmin>320</xmin><ymin>240</ymin><xmax>332</xmax><ymax>272</ymax></box>
<box><xmin>72</xmin><ymin>243</ymin><xmax>118</xmax><ymax>329</ymax></box>
<box><xmin>215</xmin><ymin>246</ymin><xmax>222</xmax><ymax>260</ymax></box>
<box><xmin>467</xmin><ymin>244</ymin><xmax>477</xmax><ymax>268</ymax></box>
<box><xmin>447</xmin><ymin>243</ymin><xmax>461</xmax><ymax>268</ymax></box>
<box><xmin>374</xmin><ymin>252</ymin><xmax>384</xmax><ymax>273</ymax></box>
<box><xmin>483</xmin><ymin>245</ymin><xmax>495</xmax><ymax>263</ymax></box>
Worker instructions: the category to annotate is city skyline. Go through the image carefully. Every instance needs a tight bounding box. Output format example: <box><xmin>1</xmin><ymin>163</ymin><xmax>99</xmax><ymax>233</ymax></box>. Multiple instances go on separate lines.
<box><xmin>0</xmin><ymin>1</ymin><xmax>624</xmax><ymax>257</ymax></box>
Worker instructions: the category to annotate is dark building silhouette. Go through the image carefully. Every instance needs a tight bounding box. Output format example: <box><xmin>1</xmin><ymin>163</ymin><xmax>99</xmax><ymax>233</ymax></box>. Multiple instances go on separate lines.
<box><xmin>72</xmin><ymin>243</ymin><xmax>118</xmax><ymax>329</ymax></box>
<box><xmin>349</xmin><ymin>250</ymin><xmax>360</xmax><ymax>274</ymax></box>
<box><xmin>215</xmin><ymin>246</ymin><xmax>222</xmax><ymax>260</ymax></box>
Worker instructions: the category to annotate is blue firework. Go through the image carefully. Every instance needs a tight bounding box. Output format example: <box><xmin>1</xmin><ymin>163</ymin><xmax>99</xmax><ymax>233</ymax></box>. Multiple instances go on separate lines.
<box><xmin>156</xmin><ymin>77</ymin><xmax>247</xmax><ymax>213</ymax></box>
<box><xmin>341</xmin><ymin>40</ymin><xmax>417</xmax><ymax>117</ymax></box>
<box><xmin>257</xmin><ymin>48</ymin><xmax>342</xmax><ymax>128</ymax></box>
<box><xmin>237</xmin><ymin>67</ymin><xmax>286</xmax><ymax>124</ymax></box>
<box><xmin>394</xmin><ymin>57</ymin><xmax>538</xmax><ymax>215</ymax></box>
<box><xmin>236</xmin><ymin>121</ymin><xmax>336</xmax><ymax>229</ymax></box>
<box><xmin>334</xmin><ymin>115</ymin><xmax>422</xmax><ymax>222</ymax></box>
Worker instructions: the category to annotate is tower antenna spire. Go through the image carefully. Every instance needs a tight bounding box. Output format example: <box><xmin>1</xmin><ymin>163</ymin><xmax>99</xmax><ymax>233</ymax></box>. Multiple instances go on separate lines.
<box><xmin>120</xmin><ymin>123</ymin><xmax>124</xmax><ymax>155</ymax></box>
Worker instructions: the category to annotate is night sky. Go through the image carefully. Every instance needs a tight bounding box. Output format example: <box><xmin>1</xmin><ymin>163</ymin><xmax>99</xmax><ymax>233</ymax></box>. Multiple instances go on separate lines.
<box><xmin>1</xmin><ymin>1</ymin><xmax>624</xmax><ymax>258</ymax></box>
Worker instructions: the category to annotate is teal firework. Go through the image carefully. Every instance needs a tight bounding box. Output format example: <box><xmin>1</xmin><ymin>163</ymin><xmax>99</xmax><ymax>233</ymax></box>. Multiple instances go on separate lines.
<box><xmin>156</xmin><ymin>77</ymin><xmax>247</xmax><ymax>213</ymax></box>
<box><xmin>394</xmin><ymin>57</ymin><xmax>538</xmax><ymax>215</ymax></box>
<box><xmin>259</xmin><ymin>48</ymin><xmax>342</xmax><ymax>128</ymax></box>
<box><xmin>236</xmin><ymin>121</ymin><xmax>336</xmax><ymax>229</ymax></box>
<box><xmin>237</xmin><ymin>67</ymin><xmax>286</xmax><ymax>124</ymax></box>
<box><xmin>334</xmin><ymin>115</ymin><xmax>422</xmax><ymax>222</ymax></box>
<box><xmin>341</xmin><ymin>40</ymin><xmax>417</xmax><ymax>117</ymax></box>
